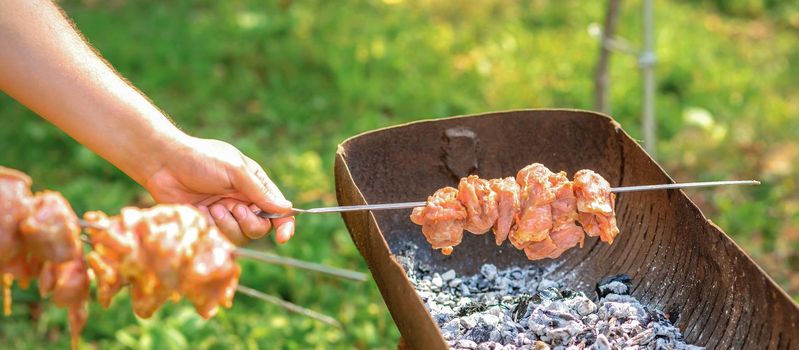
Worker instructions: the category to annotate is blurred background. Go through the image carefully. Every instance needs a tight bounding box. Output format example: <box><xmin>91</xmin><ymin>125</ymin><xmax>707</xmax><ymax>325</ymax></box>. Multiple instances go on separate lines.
<box><xmin>1</xmin><ymin>0</ymin><xmax>798</xmax><ymax>348</ymax></box>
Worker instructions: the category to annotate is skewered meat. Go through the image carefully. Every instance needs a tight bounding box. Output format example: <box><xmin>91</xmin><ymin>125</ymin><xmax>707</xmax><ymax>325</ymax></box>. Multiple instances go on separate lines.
<box><xmin>0</xmin><ymin>167</ymin><xmax>89</xmax><ymax>350</ymax></box>
<box><xmin>550</xmin><ymin>172</ymin><xmax>578</xmax><ymax>231</ymax></box>
<box><xmin>410</xmin><ymin>163</ymin><xmax>620</xmax><ymax>261</ymax></box>
<box><xmin>489</xmin><ymin>177</ymin><xmax>520</xmax><ymax>246</ymax></box>
<box><xmin>20</xmin><ymin>191</ymin><xmax>82</xmax><ymax>263</ymax></box>
<box><xmin>547</xmin><ymin>222</ymin><xmax>585</xmax><ymax>259</ymax></box>
<box><xmin>410</xmin><ymin>187</ymin><xmax>467</xmax><ymax>255</ymax></box>
<box><xmin>0</xmin><ymin>167</ymin><xmax>34</xmax><ymax>315</ymax></box>
<box><xmin>573</xmin><ymin>169</ymin><xmax>620</xmax><ymax>244</ymax></box>
<box><xmin>85</xmin><ymin>205</ymin><xmax>240</xmax><ymax>319</ymax></box>
<box><xmin>2</xmin><ymin>167</ymin><xmax>244</xmax><ymax>348</ymax></box>
<box><xmin>457</xmin><ymin>175</ymin><xmax>499</xmax><ymax>235</ymax></box>
<box><xmin>510</xmin><ymin>164</ymin><xmax>557</xmax><ymax>249</ymax></box>
<box><xmin>0</xmin><ymin>167</ymin><xmax>31</xmax><ymax>265</ymax></box>
<box><xmin>522</xmin><ymin>237</ymin><xmax>558</xmax><ymax>260</ymax></box>
<box><xmin>39</xmin><ymin>258</ymin><xmax>89</xmax><ymax>350</ymax></box>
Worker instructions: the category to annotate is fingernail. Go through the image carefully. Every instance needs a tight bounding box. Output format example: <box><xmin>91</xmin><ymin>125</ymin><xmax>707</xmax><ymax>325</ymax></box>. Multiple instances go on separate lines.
<box><xmin>211</xmin><ymin>206</ymin><xmax>227</xmax><ymax>220</ymax></box>
<box><xmin>277</xmin><ymin>221</ymin><xmax>294</xmax><ymax>243</ymax></box>
<box><xmin>278</xmin><ymin>199</ymin><xmax>292</xmax><ymax>208</ymax></box>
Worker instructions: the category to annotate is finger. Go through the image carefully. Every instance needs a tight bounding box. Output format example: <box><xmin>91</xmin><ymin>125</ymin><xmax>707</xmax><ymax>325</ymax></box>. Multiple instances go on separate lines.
<box><xmin>231</xmin><ymin>203</ymin><xmax>272</xmax><ymax>240</ymax></box>
<box><xmin>197</xmin><ymin>205</ymin><xmax>214</xmax><ymax>225</ymax></box>
<box><xmin>233</xmin><ymin>158</ymin><xmax>292</xmax><ymax>214</ymax></box>
<box><xmin>209</xmin><ymin>204</ymin><xmax>249</xmax><ymax>246</ymax></box>
<box><xmin>272</xmin><ymin>216</ymin><xmax>296</xmax><ymax>244</ymax></box>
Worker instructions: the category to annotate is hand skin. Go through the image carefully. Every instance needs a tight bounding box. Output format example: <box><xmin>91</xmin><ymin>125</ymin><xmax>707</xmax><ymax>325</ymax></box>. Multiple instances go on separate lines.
<box><xmin>0</xmin><ymin>0</ymin><xmax>295</xmax><ymax>244</ymax></box>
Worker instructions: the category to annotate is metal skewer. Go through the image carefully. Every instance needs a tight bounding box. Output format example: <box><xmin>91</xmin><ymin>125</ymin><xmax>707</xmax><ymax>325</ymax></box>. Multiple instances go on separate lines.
<box><xmin>234</xmin><ymin>249</ymin><xmax>367</xmax><ymax>282</ymax></box>
<box><xmin>235</xmin><ymin>285</ymin><xmax>341</xmax><ymax>327</ymax></box>
<box><xmin>255</xmin><ymin>179</ymin><xmax>761</xmax><ymax>219</ymax></box>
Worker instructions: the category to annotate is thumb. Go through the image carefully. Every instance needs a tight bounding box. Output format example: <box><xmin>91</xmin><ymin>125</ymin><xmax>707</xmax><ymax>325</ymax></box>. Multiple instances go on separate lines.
<box><xmin>233</xmin><ymin>158</ymin><xmax>293</xmax><ymax>214</ymax></box>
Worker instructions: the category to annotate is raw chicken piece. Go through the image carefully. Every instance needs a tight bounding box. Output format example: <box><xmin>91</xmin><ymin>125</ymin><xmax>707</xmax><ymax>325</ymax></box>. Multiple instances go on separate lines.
<box><xmin>85</xmin><ymin>205</ymin><xmax>240</xmax><ymax>319</ymax></box>
<box><xmin>457</xmin><ymin>175</ymin><xmax>499</xmax><ymax>235</ymax></box>
<box><xmin>0</xmin><ymin>167</ymin><xmax>31</xmax><ymax>264</ymax></box>
<box><xmin>510</xmin><ymin>164</ymin><xmax>557</xmax><ymax>249</ymax></box>
<box><xmin>182</xmin><ymin>226</ymin><xmax>240</xmax><ymax>319</ymax></box>
<box><xmin>573</xmin><ymin>169</ymin><xmax>620</xmax><ymax>244</ymax></box>
<box><xmin>19</xmin><ymin>191</ymin><xmax>82</xmax><ymax>264</ymax></box>
<box><xmin>38</xmin><ymin>258</ymin><xmax>90</xmax><ymax>350</ymax></box>
<box><xmin>0</xmin><ymin>167</ymin><xmax>34</xmax><ymax>315</ymax></box>
<box><xmin>546</xmin><ymin>222</ymin><xmax>585</xmax><ymax>259</ymax></box>
<box><xmin>522</xmin><ymin>236</ymin><xmax>558</xmax><ymax>260</ymax></box>
<box><xmin>578</xmin><ymin>211</ymin><xmax>619</xmax><ymax>244</ymax></box>
<box><xmin>1</xmin><ymin>168</ymin><xmax>88</xmax><ymax>350</ymax></box>
<box><xmin>489</xmin><ymin>177</ymin><xmax>520</xmax><ymax>245</ymax></box>
<box><xmin>516</xmin><ymin>163</ymin><xmax>559</xmax><ymax>206</ymax></box>
<box><xmin>1</xmin><ymin>254</ymin><xmax>42</xmax><ymax>315</ymax></box>
<box><xmin>410</xmin><ymin>187</ymin><xmax>467</xmax><ymax>255</ymax></box>
<box><xmin>84</xmin><ymin>210</ymin><xmax>142</xmax><ymax>308</ymax></box>
<box><xmin>509</xmin><ymin>204</ymin><xmax>552</xmax><ymax>250</ymax></box>
<box><xmin>550</xmin><ymin>172</ymin><xmax>578</xmax><ymax>231</ymax></box>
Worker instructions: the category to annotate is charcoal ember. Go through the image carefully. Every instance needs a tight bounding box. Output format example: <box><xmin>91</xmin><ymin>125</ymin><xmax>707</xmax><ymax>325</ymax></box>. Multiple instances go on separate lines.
<box><xmin>476</xmin><ymin>342</ymin><xmax>498</xmax><ymax>350</ymax></box>
<box><xmin>460</xmin><ymin>283</ymin><xmax>472</xmax><ymax>296</ymax></box>
<box><xmin>538</xmin><ymin>278</ymin><xmax>558</xmax><ymax>291</ymax></box>
<box><xmin>458</xmin><ymin>301</ymin><xmax>488</xmax><ymax>317</ymax></box>
<box><xmin>596</xmin><ymin>274</ymin><xmax>632</xmax><ymax>298</ymax></box>
<box><xmin>432</xmin><ymin>273</ymin><xmax>445</xmax><ymax>290</ymax></box>
<box><xmin>460</xmin><ymin>316</ymin><xmax>478</xmax><ymax>329</ymax></box>
<box><xmin>481</xmin><ymin>264</ymin><xmax>498</xmax><ymax>281</ymax></box>
<box><xmin>597</xmin><ymin>301</ymin><xmax>644</xmax><ymax>320</ymax></box>
<box><xmin>442</xmin><ymin>269</ymin><xmax>457</xmax><ymax>281</ymax></box>
<box><xmin>531</xmin><ymin>340</ymin><xmax>550</xmax><ymax>350</ymax></box>
<box><xmin>456</xmin><ymin>339</ymin><xmax>478</xmax><ymax>349</ymax></box>
<box><xmin>466</xmin><ymin>322</ymin><xmax>494</xmax><ymax>343</ymax></box>
<box><xmin>442</xmin><ymin>318</ymin><xmax>462</xmax><ymax>339</ymax></box>
<box><xmin>537</xmin><ymin>287</ymin><xmax>563</xmax><ymax>301</ymax></box>
<box><xmin>575</xmin><ymin>330</ymin><xmax>597</xmax><ymax>346</ymax></box>
<box><xmin>592</xmin><ymin>334</ymin><xmax>611</xmax><ymax>350</ymax></box>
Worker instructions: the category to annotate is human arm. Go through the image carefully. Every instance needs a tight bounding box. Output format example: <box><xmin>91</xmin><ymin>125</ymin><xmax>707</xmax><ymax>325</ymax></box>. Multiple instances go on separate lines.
<box><xmin>0</xmin><ymin>0</ymin><xmax>295</xmax><ymax>243</ymax></box>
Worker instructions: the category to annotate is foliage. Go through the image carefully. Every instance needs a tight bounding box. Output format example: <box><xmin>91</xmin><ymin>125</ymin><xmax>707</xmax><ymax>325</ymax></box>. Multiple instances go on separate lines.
<box><xmin>1</xmin><ymin>0</ymin><xmax>797</xmax><ymax>348</ymax></box>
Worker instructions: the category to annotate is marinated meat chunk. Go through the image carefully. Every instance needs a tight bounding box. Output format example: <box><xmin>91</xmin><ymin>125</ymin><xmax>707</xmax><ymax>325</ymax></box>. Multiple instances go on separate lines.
<box><xmin>516</xmin><ymin>163</ymin><xmax>559</xmax><ymax>206</ymax></box>
<box><xmin>550</xmin><ymin>172</ymin><xmax>578</xmax><ymax>231</ymax></box>
<box><xmin>410</xmin><ymin>187</ymin><xmax>467</xmax><ymax>255</ymax></box>
<box><xmin>182</xmin><ymin>226</ymin><xmax>240</xmax><ymax>319</ymax></box>
<box><xmin>457</xmin><ymin>175</ymin><xmax>499</xmax><ymax>235</ymax></box>
<box><xmin>39</xmin><ymin>258</ymin><xmax>90</xmax><ymax>350</ymax></box>
<box><xmin>546</xmin><ymin>222</ymin><xmax>585</xmax><ymax>259</ymax></box>
<box><xmin>0</xmin><ymin>167</ymin><xmax>32</xmax><ymax>264</ymax></box>
<box><xmin>0</xmin><ymin>167</ymin><xmax>34</xmax><ymax>316</ymax></box>
<box><xmin>510</xmin><ymin>164</ymin><xmax>558</xmax><ymax>249</ymax></box>
<box><xmin>20</xmin><ymin>191</ymin><xmax>82</xmax><ymax>263</ymax></box>
<box><xmin>489</xmin><ymin>177</ymin><xmax>520</xmax><ymax>245</ymax></box>
<box><xmin>522</xmin><ymin>236</ymin><xmax>558</xmax><ymax>260</ymax></box>
<box><xmin>574</xmin><ymin>169</ymin><xmax>619</xmax><ymax>244</ymax></box>
<box><xmin>84</xmin><ymin>205</ymin><xmax>240</xmax><ymax>319</ymax></box>
<box><xmin>510</xmin><ymin>204</ymin><xmax>552</xmax><ymax>249</ymax></box>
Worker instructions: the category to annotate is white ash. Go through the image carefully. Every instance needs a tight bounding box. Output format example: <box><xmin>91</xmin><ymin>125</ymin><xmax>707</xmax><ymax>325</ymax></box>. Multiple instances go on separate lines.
<box><xmin>398</xmin><ymin>253</ymin><xmax>703</xmax><ymax>350</ymax></box>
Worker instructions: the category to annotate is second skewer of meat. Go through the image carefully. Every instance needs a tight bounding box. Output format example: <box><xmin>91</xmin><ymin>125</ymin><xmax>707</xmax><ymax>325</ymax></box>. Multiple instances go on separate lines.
<box><xmin>410</xmin><ymin>163</ymin><xmax>619</xmax><ymax>260</ymax></box>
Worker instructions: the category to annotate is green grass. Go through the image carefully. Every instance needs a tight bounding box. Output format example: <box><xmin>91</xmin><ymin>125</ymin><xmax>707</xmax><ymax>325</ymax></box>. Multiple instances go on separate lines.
<box><xmin>1</xmin><ymin>0</ymin><xmax>798</xmax><ymax>348</ymax></box>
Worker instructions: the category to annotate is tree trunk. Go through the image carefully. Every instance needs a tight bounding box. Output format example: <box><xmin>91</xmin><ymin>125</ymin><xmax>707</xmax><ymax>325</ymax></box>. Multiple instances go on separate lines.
<box><xmin>594</xmin><ymin>0</ymin><xmax>622</xmax><ymax>114</ymax></box>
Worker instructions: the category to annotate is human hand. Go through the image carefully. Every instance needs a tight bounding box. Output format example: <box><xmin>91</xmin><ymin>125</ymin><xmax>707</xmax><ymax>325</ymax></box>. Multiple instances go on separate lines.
<box><xmin>142</xmin><ymin>136</ymin><xmax>295</xmax><ymax>246</ymax></box>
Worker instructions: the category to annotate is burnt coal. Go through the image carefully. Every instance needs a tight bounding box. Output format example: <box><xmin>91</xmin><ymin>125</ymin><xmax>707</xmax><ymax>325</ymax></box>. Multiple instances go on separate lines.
<box><xmin>596</xmin><ymin>274</ymin><xmax>633</xmax><ymax>298</ymax></box>
<box><xmin>401</xmin><ymin>249</ymin><xmax>703</xmax><ymax>350</ymax></box>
